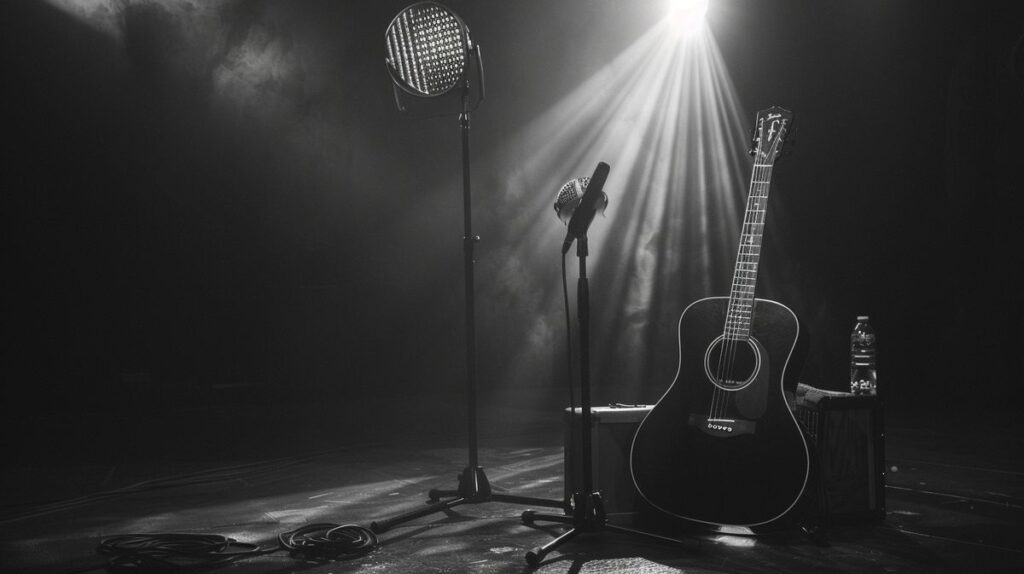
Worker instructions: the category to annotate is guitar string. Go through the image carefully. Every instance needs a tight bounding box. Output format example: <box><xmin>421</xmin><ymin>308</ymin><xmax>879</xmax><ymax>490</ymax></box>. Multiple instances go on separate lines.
<box><xmin>742</xmin><ymin>163</ymin><xmax>767</xmax><ymax>384</ymax></box>
<box><xmin>716</xmin><ymin>145</ymin><xmax>754</xmax><ymax>419</ymax></box>
<box><xmin>712</xmin><ymin>139</ymin><xmax>755</xmax><ymax>420</ymax></box>
<box><xmin>736</xmin><ymin>155</ymin><xmax>772</xmax><ymax>385</ymax></box>
<box><xmin>712</xmin><ymin>129</ymin><xmax>779</xmax><ymax>422</ymax></box>
<box><xmin>723</xmin><ymin>155</ymin><xmax>763</xmax><ymax>411</ymax></box>
<box><xmin>739</xmin><ymin>134</ymin><xmax>782</xmax><ymax>405</ymax></box>
<box><xmin>712</xmin><ymin>153</ymin><xmax>758</xmax><ymax>419</ymax></box>
<box><xmin>726</xmin><ymin>163</ymin><xmax>761</xmax><ymax>406</ymax></box>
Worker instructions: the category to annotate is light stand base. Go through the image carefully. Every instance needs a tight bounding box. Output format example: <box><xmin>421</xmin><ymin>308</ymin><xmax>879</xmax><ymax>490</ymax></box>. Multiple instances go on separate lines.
<box><xmin>370</xmin><ymin>467</ymin><xmax>567</xmax><ymax>534</ymax></box>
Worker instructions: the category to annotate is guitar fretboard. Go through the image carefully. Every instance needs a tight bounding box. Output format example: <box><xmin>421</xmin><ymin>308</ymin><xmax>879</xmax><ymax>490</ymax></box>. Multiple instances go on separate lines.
<box><xmin>724</xmin><ymin>163</ymin><xmax>773</xmax><ymax>341</ymax></box>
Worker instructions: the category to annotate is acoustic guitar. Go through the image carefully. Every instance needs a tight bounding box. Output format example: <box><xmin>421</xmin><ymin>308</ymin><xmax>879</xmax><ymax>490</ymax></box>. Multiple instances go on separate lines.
<box><xmin>629</xmin><ymin>106</ymin><xmax>809</xmax><ymax>528</ymax></box>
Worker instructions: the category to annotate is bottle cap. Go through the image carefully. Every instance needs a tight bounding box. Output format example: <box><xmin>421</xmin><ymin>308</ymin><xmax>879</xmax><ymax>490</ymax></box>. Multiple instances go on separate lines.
<box><xmin>857</xmin><ymin>315</ymin><xmax>869</xmax><ymax>321</ymax></box>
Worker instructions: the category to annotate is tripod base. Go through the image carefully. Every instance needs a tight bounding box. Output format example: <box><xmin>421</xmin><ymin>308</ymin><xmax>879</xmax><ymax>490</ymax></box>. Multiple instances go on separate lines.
<box><xmin>370</xmin><ymin>466</ymin><xmax>567</xmax><ymax>534</ymax></box>
<box><xmin>520</xmin><ymin>491</ymin><xmax>697</xmax><ymax>566</ymax></box>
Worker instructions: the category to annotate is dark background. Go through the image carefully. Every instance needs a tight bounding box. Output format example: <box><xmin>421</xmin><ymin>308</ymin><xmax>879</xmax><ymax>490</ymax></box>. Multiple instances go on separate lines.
<box><xmin>3</xmin><ymin>0</ymin><xmax>1022</xmax><ymax>461</ymax></box>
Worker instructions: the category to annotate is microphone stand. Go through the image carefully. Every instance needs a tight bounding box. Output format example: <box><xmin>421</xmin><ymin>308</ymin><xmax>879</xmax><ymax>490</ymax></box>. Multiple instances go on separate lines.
<box><xmin>369</xmin><ymin>78</ymin><xmax>567</xmax><ymax>535</ymax></box>
<box><xmin>520</xmin><ymin>235</ymin><xmax>696</xmax><ymax>566</ymax></box>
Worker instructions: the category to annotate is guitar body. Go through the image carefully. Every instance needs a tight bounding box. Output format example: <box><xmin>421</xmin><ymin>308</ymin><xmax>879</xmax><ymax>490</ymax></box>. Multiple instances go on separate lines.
<box><xmin>630</xmin><ymin>296</ymin><xmax>810</xmax><ymax>527</ymax></box>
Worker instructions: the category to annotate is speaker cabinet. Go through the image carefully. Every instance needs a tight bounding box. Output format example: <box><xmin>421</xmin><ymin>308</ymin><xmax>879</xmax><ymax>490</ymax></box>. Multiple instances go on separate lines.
<box><xmin>563</xmin><ymin>405</ymin><xmax>651</xmax><ymax>516</ymax></box>
<box><xmin>794</xmin><ymin>384</ymin><xmax>886</xmax><ymax>522</ymax></box>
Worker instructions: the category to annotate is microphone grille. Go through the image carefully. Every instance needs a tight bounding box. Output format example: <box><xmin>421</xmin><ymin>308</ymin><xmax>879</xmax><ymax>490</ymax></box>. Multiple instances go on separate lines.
<box><xmin>554</xmin><ymin>177</ymin><xmax>590</xmax><ymax>223</ymax></box>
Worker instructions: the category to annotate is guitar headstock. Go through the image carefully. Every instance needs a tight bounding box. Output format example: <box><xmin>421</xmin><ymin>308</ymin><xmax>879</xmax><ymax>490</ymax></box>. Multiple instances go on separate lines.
<box><xmin>748</xmin><ymin>106</ymin><xmax>794</xmax><ymax>163</ymax></box>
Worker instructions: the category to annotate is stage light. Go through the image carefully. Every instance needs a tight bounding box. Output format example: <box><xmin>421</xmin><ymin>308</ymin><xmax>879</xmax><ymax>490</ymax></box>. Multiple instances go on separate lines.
<box><xmin>385</xmin><ymin>1</ymin><xmax>471</xmax><ymax>97</ymax></box>
<box><xmin>666</xmin><ymin>0</ymin><xmax>708</xmax><ymax>37</ymax></box>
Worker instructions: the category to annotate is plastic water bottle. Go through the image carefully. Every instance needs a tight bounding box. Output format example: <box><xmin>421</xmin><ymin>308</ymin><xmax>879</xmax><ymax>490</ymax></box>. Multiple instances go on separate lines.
<box><xmin>850</xmin><ymin>316</ymin><xmax>877</xmax><ymax>395</ymax></box>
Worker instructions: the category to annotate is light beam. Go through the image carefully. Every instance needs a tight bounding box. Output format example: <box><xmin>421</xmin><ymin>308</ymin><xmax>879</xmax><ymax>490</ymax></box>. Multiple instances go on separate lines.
<box><xmin>473</xmin><ymin>12</ymin><xmax>752</xmax><ymax>397</ymax></box>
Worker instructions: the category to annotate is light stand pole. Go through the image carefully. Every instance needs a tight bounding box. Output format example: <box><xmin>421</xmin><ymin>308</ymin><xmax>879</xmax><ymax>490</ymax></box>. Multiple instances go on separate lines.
<box><xmin>370</xmin><ymin>2</ymin><xmax>566</xmax><ymax>535</ymax></box>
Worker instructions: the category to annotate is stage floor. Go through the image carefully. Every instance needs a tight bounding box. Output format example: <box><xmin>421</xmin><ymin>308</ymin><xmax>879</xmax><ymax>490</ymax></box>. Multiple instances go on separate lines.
<box><xmin>1</xmin><ymin>397</ymin><xmax>1021</xmax><ymax>573</ymax></box>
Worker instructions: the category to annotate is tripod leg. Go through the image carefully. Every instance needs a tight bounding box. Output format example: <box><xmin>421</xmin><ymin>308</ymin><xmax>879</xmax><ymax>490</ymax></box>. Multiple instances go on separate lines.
<box><xmin>370</xmin><ymin>496</ymin><xmax>469</xmax><ymax>533</ymax></box>
<box><xmin>492</xmin><ymin>493</ymin><xmax>569</xmax><ymax>510</ymax></box>
<box><xmin>429</xmin><ymin>466</ymin><xmax>493</xmax><ymax>502</ymax></box>
<box><xmin>525</xmin><ymin>527</ymin><xmax>579</xmax><ymax>566</ymax></box>
<box><xmin>521</xmin><ymin>509</ymin><xmax>574</xmax><ymax>526</ymax></box>
<box><xmin>428</xmin><ymin>488</ymin><xmax>459</xmax><ymax>501</ymax></box>
<box><xmin>429</xmin><ymin>466</ymin><xmax>484</xmax><ymax>501</ymax></box>
<box><xmin>429</xmin><ymin>467</ymin><xmax>566</xmax><ymax>506</ymax></box>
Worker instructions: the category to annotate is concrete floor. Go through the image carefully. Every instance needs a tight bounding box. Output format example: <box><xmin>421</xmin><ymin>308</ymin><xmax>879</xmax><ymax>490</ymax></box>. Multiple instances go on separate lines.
<box><xmin>1</xmin><ymin>397</ymin><xmax>1021</xmax><ymax>573</ymax></box>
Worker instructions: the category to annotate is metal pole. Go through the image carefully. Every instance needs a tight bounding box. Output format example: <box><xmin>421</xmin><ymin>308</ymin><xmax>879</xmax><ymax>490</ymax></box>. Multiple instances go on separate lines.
<box><xmin>460</xmin><ymin>85</ymin><xmax>479</xmax><ymax>471</ymax></box>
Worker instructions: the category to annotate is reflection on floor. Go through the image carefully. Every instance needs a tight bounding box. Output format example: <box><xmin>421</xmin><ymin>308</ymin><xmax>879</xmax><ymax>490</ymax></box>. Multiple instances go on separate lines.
<box><xmin>1</xmin><ymin>399</ymin><xmax>1021</xmax><ymax>573</ymax></box>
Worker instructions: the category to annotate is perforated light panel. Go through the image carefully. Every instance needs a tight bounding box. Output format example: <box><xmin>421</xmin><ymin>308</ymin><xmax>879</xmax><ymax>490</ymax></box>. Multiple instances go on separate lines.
<box><xmin>386</xmin><ymin>2</ymin><xmax>468</xmax><ymax>96</ymax></box>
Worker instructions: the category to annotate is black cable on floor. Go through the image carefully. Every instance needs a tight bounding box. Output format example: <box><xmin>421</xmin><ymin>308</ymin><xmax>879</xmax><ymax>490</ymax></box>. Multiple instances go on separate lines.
<box><xmin>278</xmin><ymin>523</ymin><xmax>379</xmax><ymax>559</ymax></box>
<box><xmin>96</xmin><ymin>523</ymin><xmax>379</xmax><ymax>571</ymax></box>
<box><xmin>96</xmin><ymin>533</ymin><xmax>270</xmax><ymax>571</ymax></box>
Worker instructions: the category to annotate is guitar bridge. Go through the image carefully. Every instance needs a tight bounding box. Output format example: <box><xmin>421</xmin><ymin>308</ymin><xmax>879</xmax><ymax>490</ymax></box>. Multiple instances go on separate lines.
<box><xmin>688</xmin><ymin>413</ymin><xmax>756</xmax><ymax>437</ymax></box>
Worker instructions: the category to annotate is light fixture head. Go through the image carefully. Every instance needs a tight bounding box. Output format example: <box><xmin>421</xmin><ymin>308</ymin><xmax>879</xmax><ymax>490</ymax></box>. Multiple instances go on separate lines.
<box><xmin>385</xmin><ymin>2</ymin><xmax>471</xmax><ymax>97</ymax></box>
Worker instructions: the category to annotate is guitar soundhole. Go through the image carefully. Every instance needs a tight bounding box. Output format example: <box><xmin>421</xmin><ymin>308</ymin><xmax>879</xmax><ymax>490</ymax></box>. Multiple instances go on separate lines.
<box><xmin>704</xmin><ymin>335</ymin><xmax>761</xmax><ymax>391</ymax></box>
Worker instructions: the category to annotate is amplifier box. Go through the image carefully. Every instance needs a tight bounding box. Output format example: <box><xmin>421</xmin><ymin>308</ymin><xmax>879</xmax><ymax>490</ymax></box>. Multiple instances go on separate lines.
<box><xmin>794</xmin><ymin>384</ymin><xmax>886</xmax><ymax>522</ymax></box>
<box><xmin>563</xmin><ymin>405</ymin><xmax>651</xmax><ymax>516</ymax></box>
<box><xmin>565</xmin><ymin>392</ymin><xmax>886</xmax><ymax>524</ymax></box>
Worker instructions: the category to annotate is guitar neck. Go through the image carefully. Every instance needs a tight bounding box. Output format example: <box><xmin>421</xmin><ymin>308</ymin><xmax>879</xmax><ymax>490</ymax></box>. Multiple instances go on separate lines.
<box><xmin>724</xmin><ymin>161</ymin><xmax>774</xmax><ymax>341</ymax></box>
<box><xmin>722</xmin><ymin>105</ymin><xmax>792</xmax><ymax>342</ymax></box>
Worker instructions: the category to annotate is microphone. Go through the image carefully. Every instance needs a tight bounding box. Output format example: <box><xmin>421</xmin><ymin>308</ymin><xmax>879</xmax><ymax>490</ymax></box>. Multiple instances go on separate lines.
<box><xmin>553</xmin><ymin>162</ymin><xmax>610</xmax><ymax>254</ymax></box>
